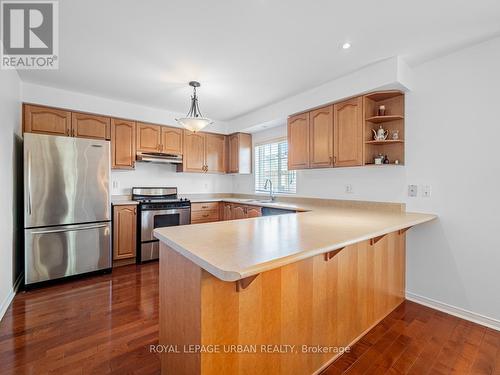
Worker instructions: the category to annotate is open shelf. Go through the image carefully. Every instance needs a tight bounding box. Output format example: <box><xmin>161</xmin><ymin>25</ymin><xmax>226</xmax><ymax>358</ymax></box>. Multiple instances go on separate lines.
<box><xmin>365</xmin><ymin>115</ymin><xmax>404</xmax><ymax>123</ymax></box>
<box><xmin>365</xmin><ymin>140</ymin><xmax>404</xmax><ymax>145</ymax></box>
<box><xmin>364</xmin><ymin>90</ymin><xmax>403</xmax><ymax>102</ymax></box>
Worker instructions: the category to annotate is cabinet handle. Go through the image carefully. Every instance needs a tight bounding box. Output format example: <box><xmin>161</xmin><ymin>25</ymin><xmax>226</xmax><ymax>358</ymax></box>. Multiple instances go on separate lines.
<box><xmin>333</xmin><ymin>156</ymin><xmax>337</xmax><ymax>165</ymax></box>
<box><xmin>66</xmin><ymin>128</ymin><xmax>70</xmax><ymax>136</ymax></box>
<box><xmin>202</xmin><ymin>205</ymin><xmax>208</xmax><ymax>209</ymax></box>
<box><xmin>202</xmin><ymin>214</ymin><xmax>209</xmax><ymax>218</ymax></box>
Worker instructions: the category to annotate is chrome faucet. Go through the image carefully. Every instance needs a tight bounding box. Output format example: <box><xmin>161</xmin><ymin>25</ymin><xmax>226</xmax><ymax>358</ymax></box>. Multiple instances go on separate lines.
<box><xmin>264</xmin><ymin>179</ymin><xmax>276</xmax><ymax>201</ymax></box>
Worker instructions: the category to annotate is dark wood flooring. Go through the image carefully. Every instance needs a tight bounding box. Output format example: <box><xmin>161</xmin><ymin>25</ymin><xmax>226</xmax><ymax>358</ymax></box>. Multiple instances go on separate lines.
<box><xmin>0</xmin><ymin>263</ymin><xmax>498</xmax><ymax>374</ymax></box>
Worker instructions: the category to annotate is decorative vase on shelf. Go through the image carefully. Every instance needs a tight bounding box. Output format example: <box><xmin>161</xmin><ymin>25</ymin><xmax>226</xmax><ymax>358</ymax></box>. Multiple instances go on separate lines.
<box><xmin>377</xmin><ymin>105</ymin><xmax>386</xmax><ymax>116</ymax></box>
<box><xmin>372</xmin><ymin>125</ymin><xmax>388</xmax><ymax>141</ymax></box>
<box><xmin>391</xmin><ymin>130</ymin><xmax>399</xmax><ymax>140</ymax></box>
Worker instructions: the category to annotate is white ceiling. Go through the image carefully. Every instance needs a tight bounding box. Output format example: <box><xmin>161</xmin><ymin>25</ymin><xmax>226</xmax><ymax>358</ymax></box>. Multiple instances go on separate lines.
<box><xmin>18</xmin><ymin>0</ymin><xmax>500</xmax><ymax>121</ymax></box>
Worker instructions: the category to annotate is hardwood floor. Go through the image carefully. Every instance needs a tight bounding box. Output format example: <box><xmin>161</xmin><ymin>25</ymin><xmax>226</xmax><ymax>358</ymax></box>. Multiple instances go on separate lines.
<box><xmin>0</xmin><ymin>263</ymin><xmax>498</xmax><ymax>374</ymax></box>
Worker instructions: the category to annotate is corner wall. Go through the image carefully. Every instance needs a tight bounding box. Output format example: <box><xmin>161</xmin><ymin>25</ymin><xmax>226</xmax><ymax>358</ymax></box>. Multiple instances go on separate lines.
<box><xmin>0</xmin><ymin>68</ymin><xmax>22</xmax><ymax>320</ymax></box>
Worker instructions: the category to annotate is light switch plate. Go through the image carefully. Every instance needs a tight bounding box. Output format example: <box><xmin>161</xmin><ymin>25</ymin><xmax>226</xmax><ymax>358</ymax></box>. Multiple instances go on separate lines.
<box><xmin>408</xmin><ymin>185</ymin><xmax>418</xmax><ymax>197</ymax></box>
<box><xmin>423</xmin><ymin>185</ymin><xmax>431</xmax><ymax>198</ymax></box>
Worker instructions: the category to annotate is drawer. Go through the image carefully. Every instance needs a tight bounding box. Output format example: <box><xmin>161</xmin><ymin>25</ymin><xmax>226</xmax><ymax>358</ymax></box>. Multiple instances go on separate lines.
<box><xmin>191</xmin><ymin>202</ymin><xmax>219</xmax><ymax>212</ymax></box>
<box><xmin>191</xmin><ymin>209</ymin><xmax>220</xmax><ymax>223</ymax></box>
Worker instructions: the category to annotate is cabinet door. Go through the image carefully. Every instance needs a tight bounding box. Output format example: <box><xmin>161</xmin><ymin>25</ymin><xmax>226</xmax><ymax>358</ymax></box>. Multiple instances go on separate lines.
<box><xmin>161</xmin><ymin>126</ymin><xmax>183</xmax><ymax>154</ymax></box>
<box><xmin>246</xmin><ymin>206</ymin><xmax>262</xmax><ymax>218</ymax></box>
<box><xmin>287</xmin><ymin>113</ymin><xmax>310</xmax><ymax>170</ymax></box>
<box><xmin>232</xmin><ymin>205</ymin><xmax>246</xmax><ymax>220</ymax></box>
<box><xmin>137</xmin><ymin>123</ymin><xmax>161</xmax><ymax>153</ymax></box>
<box><xmin>309</xmin><ymin>105</ymin><xmax>333</xmax><ymax>168</ymax></box>
<box><xmin>183</xmin><ymin>131</ymin><xmax>206</xmax><ymax>172</ymax></box>
<box><xmin>334</xmin><ymin>97</ymin><xmax>363</xmax><ymax>167</ymax></box>
<box><xmin>72</xmin><ymin>112</ymin><xmax>110</xmax><ymax>140</ymax></box>
<box><xmin>205</xmin><ymin>133</ymin><xmax>226</xmax><ymax>173</ymax></box>
<box><xmin>228</xmin><ymin>134</ymin><xmax>239</xmax><ymax>173</ymax></box>
<box><xmin>113</xmin><ymin>205</ymin><xmax>137</xmax><ymax>260</ymax></box>
<box><xmin>222</xmin><ymin>203</ymin><xmax>233</xmax><ymax>221</ymax></box>
<box><xmin>111</xmin><ymin>119</ymin><xmax>136</xmax><ymax>169</ymax></box>
<box><xmin>24</xmin><ymin>104</ymin><xmax>71</xmax><ymax>136</ymax></box>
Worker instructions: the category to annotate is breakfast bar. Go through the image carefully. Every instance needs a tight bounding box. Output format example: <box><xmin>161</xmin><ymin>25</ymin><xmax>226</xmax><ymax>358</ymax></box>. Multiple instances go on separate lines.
<box><xmin>154</xmin><ymin>199</ymin><xmax>436</xmax><ymax>375</ymax></box>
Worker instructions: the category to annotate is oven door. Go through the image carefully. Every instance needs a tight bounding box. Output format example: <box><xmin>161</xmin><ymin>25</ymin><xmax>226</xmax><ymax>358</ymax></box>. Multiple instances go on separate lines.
<box><xmin>141</xmin><ymin>208</ymin><xmax>191</xmax><ymax>242</ymax></box>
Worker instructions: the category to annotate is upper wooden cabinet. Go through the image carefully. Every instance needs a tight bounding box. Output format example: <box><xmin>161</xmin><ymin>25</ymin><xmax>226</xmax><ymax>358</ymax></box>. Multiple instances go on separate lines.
<box><xmin>72</xmin><ymin>112</ymin><xmax>110</xmax><ymax>140</ymax></box>
<box><xmin>161</xmin><ymin>127</ymin><xmax>183</xmax><ymax>154</ymax></box>
<box><xmin>24</xmin><ymin>104</ymin><xmax>72</xmax><ymax>136</ymax></box>
<box><xmin>180</xmin><ymin>131</ymin><xmax>227</xmax><ymax>173</ymax></box>
<box><xmin>228</xmin><ymin>133</ymin><xmax>252</xmax><ymax>174</ymax></box>
<box><xmin>113</xmin><ymin>205</ymin><xmax>137</xmax><ymax>260</ymax></box>
<box><xmin>288</xmin><ymin>113</ymin><xmax>310</xmax><ymax>170</ymax></box>
<box><xmin>136</xmin><ymin>123</ymin><xmax>161</xmax><ymax>153</ymax></box>
<box><xmin>333</xmin><ymin>97</ymin><xmax>363</xmax><ymax>167</ymax></box>
<box><xmin>205</xmin><ymin>134</ymin><xmax>226</xmax><ymax>173</ymax></box>
<box><xmin>111</xmin><ymin>118</ymin><xmax>136</xmax><ymax>169</ymax></box>
<box><xmin>309</xmin><ymin>105</ymin><xmax>333</xmax><ymax>168</ymax></box>
<box><xmin>182</xmin><ymin>131</ymin><xmax>206</xmax><ymax>172</ymax></box>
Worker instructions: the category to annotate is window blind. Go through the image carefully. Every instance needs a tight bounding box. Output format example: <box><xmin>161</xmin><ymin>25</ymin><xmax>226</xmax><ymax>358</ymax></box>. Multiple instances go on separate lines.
<box><xmin>255</xmin><ymin>140</ymin><xmax>296</xmax><ymax>194</ymax></box>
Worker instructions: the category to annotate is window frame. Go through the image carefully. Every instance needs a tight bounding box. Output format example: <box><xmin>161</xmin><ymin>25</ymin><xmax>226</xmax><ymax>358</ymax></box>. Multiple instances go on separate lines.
<box><xmin>254</xmin><ymin>137</ymin><xmax>296</xmax><ymax>195</ymax></box>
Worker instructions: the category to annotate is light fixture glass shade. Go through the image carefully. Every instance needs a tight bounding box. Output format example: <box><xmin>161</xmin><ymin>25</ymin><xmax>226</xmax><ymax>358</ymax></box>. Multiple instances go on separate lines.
<box><xmin>175</xmin><ymin>117</ymin><xmax>213</xmax><ymax>132</ymax></box>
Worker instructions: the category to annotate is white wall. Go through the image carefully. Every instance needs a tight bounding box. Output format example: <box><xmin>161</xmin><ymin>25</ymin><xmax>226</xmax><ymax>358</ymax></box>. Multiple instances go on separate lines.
<box><xmin>112</xmin><ymin>163</ymin><xmax>232</xmax><ymax>195</ymax></box>
<box><xmin>0</xmin><ymin>67</ymin><xmax>22</xmax><ymax>319</ymax></box>
<box><xmin>233</xmin><ymin>36</ymin><xmax>500</xmax><ymax>323</ymax></box>
<box><xmin>405</xmin><ymin>36</ymin><xmax>500</xmax><ymax>322</ymax></box>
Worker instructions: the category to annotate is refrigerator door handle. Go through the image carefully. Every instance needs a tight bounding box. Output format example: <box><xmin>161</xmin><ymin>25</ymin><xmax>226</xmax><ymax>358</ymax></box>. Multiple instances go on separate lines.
<box><xmin>30</xmin><ymin>223</ymin><xmax>109</xmax><ymax>235</ymax></box>
<box><xmin>27</xmin><ymin>151</ymin><xmax>32</xmax><ymax>215</ymax></box>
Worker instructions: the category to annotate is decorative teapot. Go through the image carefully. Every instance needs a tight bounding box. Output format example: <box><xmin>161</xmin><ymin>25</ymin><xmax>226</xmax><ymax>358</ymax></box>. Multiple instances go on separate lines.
<box><xmin>372</xmin><ymin>125</ymin><xmax>388</xmax><ymax>141</ymax></box>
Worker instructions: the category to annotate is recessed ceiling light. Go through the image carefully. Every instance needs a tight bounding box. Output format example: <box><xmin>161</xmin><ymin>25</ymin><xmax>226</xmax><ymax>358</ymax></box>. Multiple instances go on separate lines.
<box><xmin>342</xmin><ymin>42</ymin><xmax>351</xmax><ymax>50</ymax></box>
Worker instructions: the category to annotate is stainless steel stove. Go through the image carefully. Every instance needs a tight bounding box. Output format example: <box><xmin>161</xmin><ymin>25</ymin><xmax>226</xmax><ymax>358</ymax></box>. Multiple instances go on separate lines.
<box><xmin>132</xmin><ymin>187</ymin><xmax>191</xmax><ymax>263</ymax></box>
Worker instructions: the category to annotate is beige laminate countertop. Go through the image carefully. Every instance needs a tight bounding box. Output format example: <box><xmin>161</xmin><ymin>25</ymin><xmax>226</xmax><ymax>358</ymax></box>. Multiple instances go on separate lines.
<box><xmin>154</xmin><ymin>200</ymin><xmax>437</xmax><ymax>282</ymax></box>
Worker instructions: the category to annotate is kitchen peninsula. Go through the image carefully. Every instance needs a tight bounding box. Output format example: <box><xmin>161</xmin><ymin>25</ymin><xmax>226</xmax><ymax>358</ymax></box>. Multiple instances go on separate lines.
<box><xmin>154</xmin><ymin>198</ymin><xmax>436</xmax><ymax>375</ymax></box>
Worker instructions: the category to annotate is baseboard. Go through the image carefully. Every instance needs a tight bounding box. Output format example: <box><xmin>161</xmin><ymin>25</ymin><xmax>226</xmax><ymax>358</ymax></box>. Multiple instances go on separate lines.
<box><xmin>406</xmin><ymin>291</ymin><xmax>500</xmax><ymax>331</ymax></box>
<box><xmin>0</xmin><ymin>273</ymin><xmax>23</xmax><ymax>322</ymax></box>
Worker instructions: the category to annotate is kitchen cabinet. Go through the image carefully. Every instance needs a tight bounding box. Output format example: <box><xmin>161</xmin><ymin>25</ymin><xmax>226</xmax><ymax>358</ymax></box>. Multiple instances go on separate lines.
<box><xmin>287</xmin><ymin>113</ymin><xmax>310</xmax><ymax>170</ymax></box>
<box><xmin>181</xmin><ymin>131</ymin><xmax>206</xmax><ymax>172</ymax></box>
<box><xmin>333</xmin><ymin>97</ymin><xmax>363</xmax><ymax>167</ymax></box>
<box><xmin>113</xmin><ymin>205</ymin><xmax>137</xmax><ymax>260</ymax></box>
<box><xmin>24</xmin><ymin>104</ymin><xmax>72</xmax><ymax>136</ymax></box>
<box><xmin>161</xmin><ymin>126</ymin><xmax>183</xmax><ymax>154</ymax></box>
<box><xmin>71</xmin><ymin>112</ymin><xmax>110</xmax><ymax>140</ymax></box>
<box><xmin>205</xmin><ymin>134</ymin><xmax>226</xmax><ymax>173</ymax></box>
<box><xmin>222</xmin><ymin>202</ymin><xmax>233</xmax><ymax>221</ymax></box>
<box><xmin>225</xmin><ymin>204</ymin><xmax>262</xmax><ymax>220</ymax></box>
<box><xmin>180</xmin><ymin>131</ymin><xmax>226</xmax><ymax>173</ymax></box>
<box><xmin>136</xmin><ymin>123</ymin><xmax>161</xmax><ymax>153</ymax></box>
<box><xmin>111</xmin><ymin>118</ymin><xmax>136</xmax><ymax>169</ymax></box>
<box><xmin>228</xmin><ymin>133</ymin><xmax>252</xmax><ymax>174</ymax></box>
<box><xmin>191</xmin><ymin>202</ymin><xmax>220</xmax><ymax>224</ymax></box>
<box><xmin>309</xmin><ymin>105</ymin><xmax>333</xmax><ymax>168</ymax></box>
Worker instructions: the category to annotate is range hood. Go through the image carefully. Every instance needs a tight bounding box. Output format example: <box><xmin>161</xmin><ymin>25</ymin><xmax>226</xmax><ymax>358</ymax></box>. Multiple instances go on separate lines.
<box><xmin>136</xmin><ymin>152</ymin><xmax>183</xmax><ymax>164</ymax></box>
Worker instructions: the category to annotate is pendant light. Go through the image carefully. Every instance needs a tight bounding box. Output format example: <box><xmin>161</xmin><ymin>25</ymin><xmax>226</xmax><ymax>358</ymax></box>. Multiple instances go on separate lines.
<box><xmin>176</xmin><ymin>81</ymin><xmax>213</xmax><ymax>132</ymax></box>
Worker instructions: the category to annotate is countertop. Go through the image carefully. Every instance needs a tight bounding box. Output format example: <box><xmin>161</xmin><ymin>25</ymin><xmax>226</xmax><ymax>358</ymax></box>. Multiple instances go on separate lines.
<box><xmin>154</xmin><ymin>199</ymin><xmax>437</xmax><ymax>282</ymax></box>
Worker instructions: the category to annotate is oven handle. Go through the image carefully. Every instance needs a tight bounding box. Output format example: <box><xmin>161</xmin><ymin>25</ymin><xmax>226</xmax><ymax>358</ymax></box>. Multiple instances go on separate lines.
<box><xmin>141</xmin><ymin>207</ymin><xmax>191</xmax><ymax>216</ymax></box>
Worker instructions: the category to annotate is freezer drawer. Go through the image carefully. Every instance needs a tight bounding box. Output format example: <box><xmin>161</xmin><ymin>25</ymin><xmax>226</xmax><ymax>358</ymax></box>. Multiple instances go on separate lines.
<box><xmin>25</xmin><ymin>222</ymin><xmax>111</xmax><ymax>284</ymax></box>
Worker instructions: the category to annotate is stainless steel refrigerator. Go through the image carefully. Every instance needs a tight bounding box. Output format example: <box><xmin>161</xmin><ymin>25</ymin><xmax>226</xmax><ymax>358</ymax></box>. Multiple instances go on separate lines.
<box><xmin>24</xmin><ymin>133</ymin><xmax>112</xmax><ymax>285</ymax></box>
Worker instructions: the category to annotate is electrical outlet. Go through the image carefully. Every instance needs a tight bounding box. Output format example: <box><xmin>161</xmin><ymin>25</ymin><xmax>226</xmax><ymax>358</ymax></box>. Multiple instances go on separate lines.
<box><xmin>345</xmin><ymin>184</ymin><xmax>353</xmax><ymax>193</ymax></box>
<box><xmin>422</xmin><ymin>185</ymin><xmax>431</xmax><ymax>198</ymax></box>
<box><xmin>408</xmin><ymin>185</ymin><xmax>418</xmax><ymax>197</ymax></box>
<box><xmin>112</xmin><ymin>180</ymin><xmax>119</xmax><ymax>189</ymax></box>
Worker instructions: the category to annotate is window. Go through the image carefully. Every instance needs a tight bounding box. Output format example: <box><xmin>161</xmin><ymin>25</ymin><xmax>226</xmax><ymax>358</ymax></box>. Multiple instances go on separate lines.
<box><xmin>255</xmin><ymin>139</ymin><xmax>296</xmax><ymax>194</ymax></box>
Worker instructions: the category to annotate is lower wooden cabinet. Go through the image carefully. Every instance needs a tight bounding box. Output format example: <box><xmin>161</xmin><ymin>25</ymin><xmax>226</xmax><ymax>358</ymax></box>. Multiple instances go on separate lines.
<box><xmin>224</xmin><ymin>203</ymin><xmax>262</xmax><ymax>220</ymax></box>
<box><xmin>191</xmin><ymin>202</ymin><xmax>220</xmax><ymax>224</ymax></box>
<box><xmin>113</xmin><ymin>205</ymin><xmax>137</xmax><ymax>260</ymax></box>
